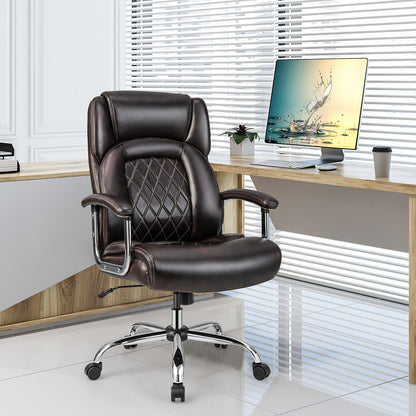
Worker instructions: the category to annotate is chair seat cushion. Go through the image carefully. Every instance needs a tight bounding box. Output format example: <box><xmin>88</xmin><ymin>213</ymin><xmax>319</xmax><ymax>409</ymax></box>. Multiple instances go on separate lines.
<box><xmin>102</xmin><ymin>234</ymin><xmax>281</xmax><ymax>292</ymax></box>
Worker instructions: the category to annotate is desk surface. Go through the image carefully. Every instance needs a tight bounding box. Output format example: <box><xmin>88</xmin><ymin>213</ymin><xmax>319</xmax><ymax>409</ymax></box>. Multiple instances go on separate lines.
<box><xmin>0</xmin><ymin>160</ymin><xmax>89</xmax><ymax>183</ymax></box>
<box><xmin>209</xmin><ymin>152</ymin><xmax>416</xmax><ymax>195</ymax></box>
<box><xmin>2</xmin><ymin>154</ymin><xmax>416</xmax><ymax>195</ymax></box>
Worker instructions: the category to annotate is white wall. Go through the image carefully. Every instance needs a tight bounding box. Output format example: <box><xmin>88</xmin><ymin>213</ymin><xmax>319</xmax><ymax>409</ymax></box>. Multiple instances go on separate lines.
<box><xmin>0</xmin><ymin>0</ymin><xmax>122</xmax><ymax>162</ymax></box>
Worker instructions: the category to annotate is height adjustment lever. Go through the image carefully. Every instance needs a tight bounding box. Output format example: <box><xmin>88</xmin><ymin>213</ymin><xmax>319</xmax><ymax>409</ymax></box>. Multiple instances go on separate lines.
<box><xmin>98</xmin><ymin>284</ymin><xmax>143</xmax><ymax>298</ymax></box>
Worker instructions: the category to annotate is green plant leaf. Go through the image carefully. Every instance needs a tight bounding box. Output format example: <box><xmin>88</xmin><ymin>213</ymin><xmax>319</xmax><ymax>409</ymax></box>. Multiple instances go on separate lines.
<box><xmin>247</xmin><ymin>132</ymin><xmax>259</xmax><ymax>142</ymax></box>
<box><xmin>232</xmin><ymin>134</ymin><xmax>247</xmax><ymax>144</ymax></box>
<box><xmin>222</xmin><ymin>126</ymin><xmax>259</xmax><ymax>144</ymax></box>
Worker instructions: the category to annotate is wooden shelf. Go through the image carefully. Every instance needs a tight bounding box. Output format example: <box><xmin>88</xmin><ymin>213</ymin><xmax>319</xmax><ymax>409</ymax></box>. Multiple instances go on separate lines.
<box><xmin>0</xmin><ymin>160</ymin><xmax>89</xmax><ymax>183</ymax></box>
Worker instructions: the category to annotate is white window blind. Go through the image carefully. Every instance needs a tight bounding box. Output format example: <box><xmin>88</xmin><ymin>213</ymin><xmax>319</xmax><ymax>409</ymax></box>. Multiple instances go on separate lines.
<box><xmin>125</xmin><ymin>0</ymin><xmax>277</xmax><ymax>150</ymax></box>
<box><xmin>125</xmin><ymin>0</ymin><xmax>416</xmax><ymax>303</ymax></box>
<box><xmin>272</xmin><ymin>0</ymin><xmax>416</xmax><ymax>166</ymax></box>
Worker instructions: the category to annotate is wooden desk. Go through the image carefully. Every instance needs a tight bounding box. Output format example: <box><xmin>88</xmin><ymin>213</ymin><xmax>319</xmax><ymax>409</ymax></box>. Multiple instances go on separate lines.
<box><xmin>209</xmin><ymin>151</ymin><xmax>416</xmax><ymax>384</ymax></box>
<box><xmin>2</xmin><ymin>156</ymin><xmax>416</xmax><ymax>384</ymax></box>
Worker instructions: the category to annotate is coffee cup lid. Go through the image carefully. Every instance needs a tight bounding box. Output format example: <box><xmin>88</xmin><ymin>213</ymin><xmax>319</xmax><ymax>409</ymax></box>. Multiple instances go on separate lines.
<box><xmin>372</xmin><ymin>146</ymin><xmax>392</xmax><ymax>152</ymax></box>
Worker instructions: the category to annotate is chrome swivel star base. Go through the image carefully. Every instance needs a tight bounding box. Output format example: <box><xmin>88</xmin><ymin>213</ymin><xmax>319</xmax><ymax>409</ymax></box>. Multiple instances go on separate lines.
<box><xmin>84</xmin><ymin>293</ymin><xmax>271</xmax><ymax>402</ymax></box>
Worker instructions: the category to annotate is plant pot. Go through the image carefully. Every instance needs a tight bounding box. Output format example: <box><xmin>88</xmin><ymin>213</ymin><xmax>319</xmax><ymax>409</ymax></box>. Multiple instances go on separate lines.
<box><xmin>230</xmin><ymin>138</ymin><xmax>254</xmax><ymax>156</ymax></box>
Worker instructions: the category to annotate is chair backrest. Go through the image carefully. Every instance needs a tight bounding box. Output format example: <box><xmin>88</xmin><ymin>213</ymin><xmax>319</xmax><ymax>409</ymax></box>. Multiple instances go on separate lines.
<box><xmin>87</xmin><ymin>91</ymin><xmax>224</xmax><ymax>246</ymax></box>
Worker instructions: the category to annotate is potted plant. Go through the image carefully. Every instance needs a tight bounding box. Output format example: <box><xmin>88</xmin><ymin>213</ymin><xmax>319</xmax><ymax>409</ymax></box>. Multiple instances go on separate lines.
<box><xmin>222</xmin><ymin>124</ymin><xmax>259</xmax><ymax>156</ymax></box>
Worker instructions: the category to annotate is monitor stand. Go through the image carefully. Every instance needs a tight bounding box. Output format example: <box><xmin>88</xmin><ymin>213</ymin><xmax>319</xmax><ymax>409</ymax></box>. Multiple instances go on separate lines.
<box><xmin>252</xmin><ymin>147</ymin><xmax>344</xmax><ymax>169</ymax></box>
<box><xmin>303</xmin><ymin>148</ymin><xmax>344</xmax><ymax>166</ymax></box>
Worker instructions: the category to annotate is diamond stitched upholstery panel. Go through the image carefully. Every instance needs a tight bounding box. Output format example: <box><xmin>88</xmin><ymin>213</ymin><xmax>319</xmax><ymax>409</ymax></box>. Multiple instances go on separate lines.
<box><xmin>125</xmin><ymin>157</ymin><xmax>192</xmax><ymax>242</ymax></box>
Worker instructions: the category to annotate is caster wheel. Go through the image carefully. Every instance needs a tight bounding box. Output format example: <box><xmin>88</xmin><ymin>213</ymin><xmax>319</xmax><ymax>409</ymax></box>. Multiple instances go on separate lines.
<box><xmin>214</xmin><ymin>343</ymin><xmax>228</xmax><ymax>349</ymax></box>
<box><xmin>84</xmin><ymin>362</ymin><xmax>102</xmax><ymax>380</ymax></box>
<box><xmin>252</xmin><ymin>362</ymin><xmax>271</xmax><ymax>380</ymax></box>
<box><xmin>171</xmin><ymin>383</ymin><xmax>185</xmax><ymax>402</ymax></box>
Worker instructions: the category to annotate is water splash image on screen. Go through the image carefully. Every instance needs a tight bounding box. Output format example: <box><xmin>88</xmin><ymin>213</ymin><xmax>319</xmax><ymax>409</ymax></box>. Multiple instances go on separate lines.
<box><xmin>265</xmin><ymin>58</ymin><xmax>367</xmax><ymax>150</ymax></box>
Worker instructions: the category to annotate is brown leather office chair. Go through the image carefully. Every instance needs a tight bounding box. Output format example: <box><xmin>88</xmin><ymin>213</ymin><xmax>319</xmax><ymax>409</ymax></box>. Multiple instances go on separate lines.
<box><xmin>81</xmin><ymin>91</ymin><xmax>282</xmax><ymax>402</ymax></box>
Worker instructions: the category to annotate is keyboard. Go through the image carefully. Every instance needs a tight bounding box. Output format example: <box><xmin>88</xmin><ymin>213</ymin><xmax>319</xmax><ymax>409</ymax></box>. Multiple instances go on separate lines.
<box><xmin>252</xmin><ymin>159</ymin><xmax>316</xmax><ymax>169</ymax></box>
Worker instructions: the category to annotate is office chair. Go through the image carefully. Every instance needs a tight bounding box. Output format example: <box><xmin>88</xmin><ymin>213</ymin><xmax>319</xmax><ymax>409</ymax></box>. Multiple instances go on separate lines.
<box><xmin>81</xmin><ymin>91</ymin><xmax>282</xmax><ymax>402</ymax></box>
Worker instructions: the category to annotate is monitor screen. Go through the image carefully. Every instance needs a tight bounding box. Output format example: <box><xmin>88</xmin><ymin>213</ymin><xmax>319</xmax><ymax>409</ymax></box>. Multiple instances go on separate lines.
<box><xmin>265</xmin><ymin>58</ymin><xmax>368</xmax><ymax>150</ymax></box>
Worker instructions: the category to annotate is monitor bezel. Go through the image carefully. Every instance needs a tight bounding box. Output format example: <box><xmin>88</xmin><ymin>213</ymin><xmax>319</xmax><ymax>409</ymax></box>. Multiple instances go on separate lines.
<box><xmin>264</xmin><ymin>57</ymin><xmax>368</xmax><ymax>151</ymax></box>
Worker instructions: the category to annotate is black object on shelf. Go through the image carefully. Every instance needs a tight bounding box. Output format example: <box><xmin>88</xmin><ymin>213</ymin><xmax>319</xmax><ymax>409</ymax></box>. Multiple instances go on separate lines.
<box><xmin>0</xmin><ymin>142</ymin><xmax>15</xmax><ymax>157</ymax></box>
<box><xmin>0</xmin><ymin>142</ymin><xmax>20</xmax><ymax>174</ymax></box>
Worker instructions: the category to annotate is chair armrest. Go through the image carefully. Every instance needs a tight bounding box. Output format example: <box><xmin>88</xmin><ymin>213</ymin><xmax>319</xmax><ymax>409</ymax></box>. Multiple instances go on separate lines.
<box><xmin>81</xmin><ymin>194</ymin><xmax>134</xmax><ymax>218</ymax></box>
<box><xmin>220</xmin><ymin>189</ymin><xmax>278</xmax><ymax>210</ymax></box>
<box><xmin>82</xmin><ymin>194</ymin><xmax>133</xmax><ymax>276</ymax></box>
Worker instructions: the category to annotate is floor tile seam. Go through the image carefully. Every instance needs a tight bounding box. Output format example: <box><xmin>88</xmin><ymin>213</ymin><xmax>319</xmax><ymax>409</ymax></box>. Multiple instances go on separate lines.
<box><xmin>0</xmin><ymin>360</ymin><xmax>92</xmax><ymax>383</ymax></box>
<box><xmin>0</xmin><ymin>350</ymin><xmax>172</xmax><ymax>384</ymax></box>
<box><xmin>274</xmin><ymin>376</ymin><xmax>406</xmax><ymax>416</ymax></box>
<box><xmin>0</xmin><ymin>347</ymin><xmax>158</xmax><ymax>384</ymax></box>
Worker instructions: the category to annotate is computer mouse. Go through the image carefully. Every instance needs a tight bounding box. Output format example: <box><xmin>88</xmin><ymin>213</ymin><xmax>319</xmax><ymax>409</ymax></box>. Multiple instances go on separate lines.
<box><xmin>317</xmin><ymin>164</ymin><xmax>337</xmax><ymax>171</ymax></box>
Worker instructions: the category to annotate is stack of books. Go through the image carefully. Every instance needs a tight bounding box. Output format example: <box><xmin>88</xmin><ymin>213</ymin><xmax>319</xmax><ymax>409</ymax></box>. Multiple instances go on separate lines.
<box><xmin>0</xmin><ymin>142</ymin><xmax>20</xmax><ymax>174</ymax></box>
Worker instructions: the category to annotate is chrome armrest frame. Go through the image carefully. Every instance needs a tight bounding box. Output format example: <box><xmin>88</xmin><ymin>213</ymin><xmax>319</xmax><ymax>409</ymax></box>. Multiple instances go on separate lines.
<box><xmin>222</xmin><ymin>203</ymin><xmax>270</xmax><ymax>239</ymax></box>
<box><xmin>91</xmin><ymin>206</ymin><xmax>132</xmax><ymax>276</ymax></box>
<box><xmin>261</xmin><ymin>208</ymin><xmax>270</xmax><ymax>239</ymax></box>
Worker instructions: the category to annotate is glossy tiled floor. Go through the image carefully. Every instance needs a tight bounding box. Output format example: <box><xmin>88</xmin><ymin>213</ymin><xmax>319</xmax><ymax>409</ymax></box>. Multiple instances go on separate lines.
<box><xmin>1</xmin><ymin>277</ymin><xmax>415</xmax><ymax>415</ymax></box>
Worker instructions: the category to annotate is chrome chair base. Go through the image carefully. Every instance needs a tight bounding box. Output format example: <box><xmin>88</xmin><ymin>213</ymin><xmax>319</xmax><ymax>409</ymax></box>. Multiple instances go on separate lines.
<box><xmin>84</xmin><ymin>297</ymin><xmax>271</xmax><ymax>402</ymax></box>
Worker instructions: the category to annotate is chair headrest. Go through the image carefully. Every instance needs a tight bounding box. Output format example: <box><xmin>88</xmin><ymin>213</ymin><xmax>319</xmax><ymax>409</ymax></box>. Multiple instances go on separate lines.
<box><xmin>88</xmin><ymin>91</ymin><xmax>210</xmax><ymax>162</ymax></box>
<box><xmin>102</xmin><ymin>91</ymin><xmax>192</xmax><ymax>142</ymax></box>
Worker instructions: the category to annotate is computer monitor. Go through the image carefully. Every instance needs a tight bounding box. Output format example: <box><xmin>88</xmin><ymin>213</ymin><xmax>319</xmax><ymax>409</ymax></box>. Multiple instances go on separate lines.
<box><xmin>264</xmin><ymin>58</ymin><xmax>368</xmax><ymax>165</ymax></box>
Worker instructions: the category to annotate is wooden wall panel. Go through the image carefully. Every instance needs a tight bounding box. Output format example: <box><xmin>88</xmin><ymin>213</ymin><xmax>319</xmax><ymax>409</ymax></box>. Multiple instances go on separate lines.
<box><xmin>0</xmin><ymin>266</ymin><xmax>171</xmax><ymax>332</ymax></box>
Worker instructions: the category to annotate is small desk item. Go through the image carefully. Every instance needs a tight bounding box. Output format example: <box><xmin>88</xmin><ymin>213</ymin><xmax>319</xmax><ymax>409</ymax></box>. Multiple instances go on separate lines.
<box><xmin>317</xmin><ymin>164</ymin><xmax>337</xmax><ymax>171</ymax></box>
<box><xmin>0</xmin><ymin>142</ymin><xmax>20</xmax><ymax>174</ymax></box>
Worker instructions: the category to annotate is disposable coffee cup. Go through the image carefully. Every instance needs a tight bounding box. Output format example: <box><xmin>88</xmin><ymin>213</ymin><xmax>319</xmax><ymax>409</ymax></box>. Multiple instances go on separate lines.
<box><xmin>372</xmin><ymin>146</ymin><xmax>392</xmax><ymax>178</ymax></box>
